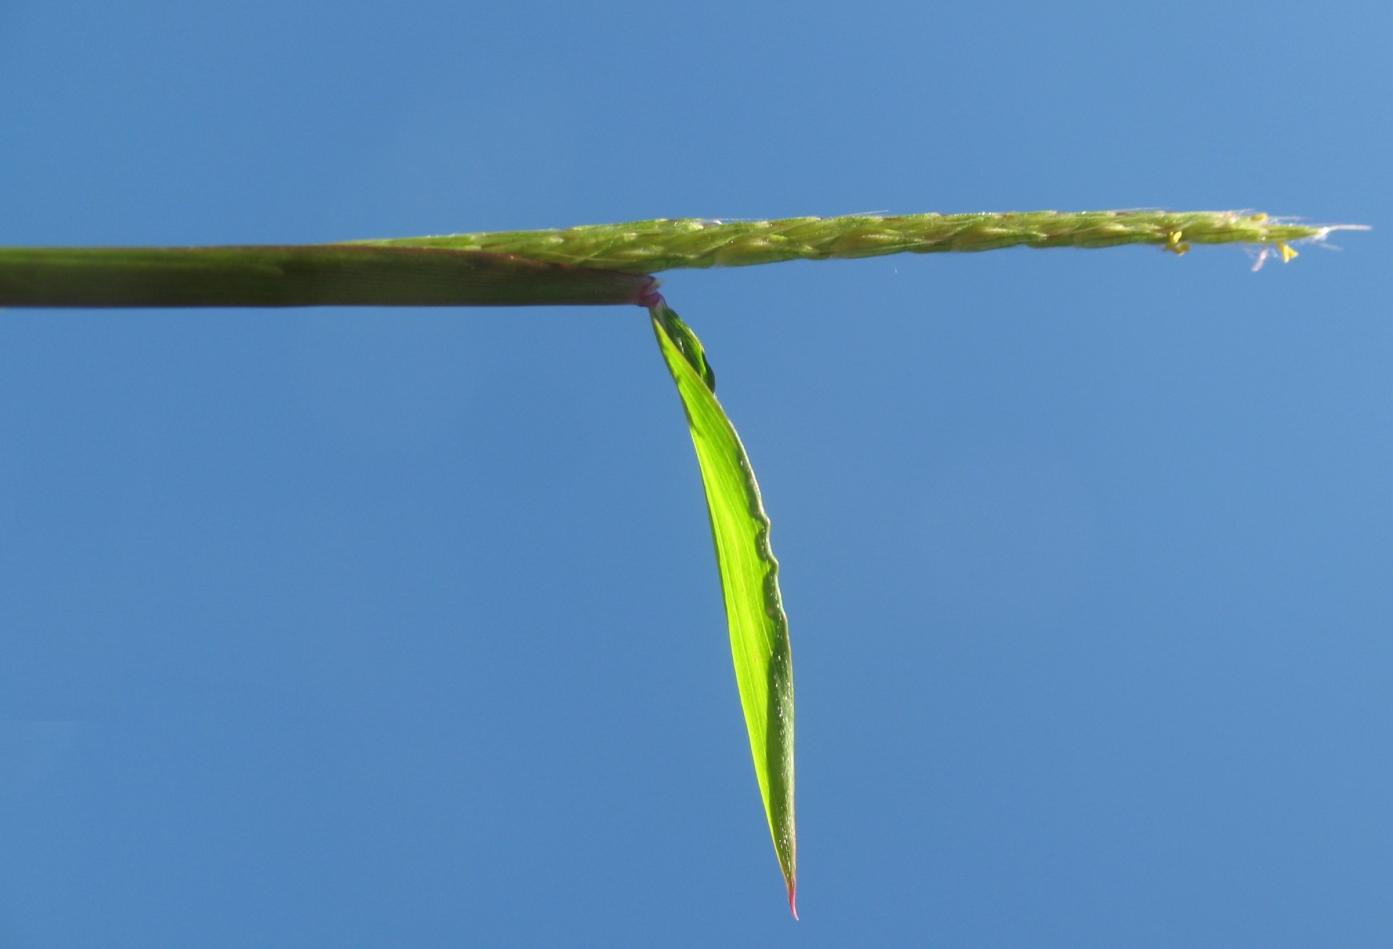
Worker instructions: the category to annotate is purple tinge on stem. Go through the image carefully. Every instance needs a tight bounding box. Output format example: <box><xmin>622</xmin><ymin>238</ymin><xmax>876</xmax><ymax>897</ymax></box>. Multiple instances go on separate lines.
<box><xmin>635</xmin><ymin>280</ymin><xmax>664</xmax><ymax>309</ymax></box>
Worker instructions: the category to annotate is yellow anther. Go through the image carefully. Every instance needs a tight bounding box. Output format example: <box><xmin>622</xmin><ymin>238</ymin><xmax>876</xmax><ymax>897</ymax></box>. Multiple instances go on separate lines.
<box><xmin>1279</xmin><ymin>242</ymin><xmax>1299</xmax><ymax>263</ymax></box>
<box><xmin>1166</xmin><ymin>230</ymin><xmax>1190</xmax><ymax>255</ymax></box>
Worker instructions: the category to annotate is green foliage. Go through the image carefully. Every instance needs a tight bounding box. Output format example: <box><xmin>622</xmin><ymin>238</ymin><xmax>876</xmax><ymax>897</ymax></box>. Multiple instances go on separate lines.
<box><xmin>650</xmin><ymin>301</ymin><xmax>798</xmax><ymax>916</ymax></box>
<box><xmin>3</xmin><ymin>208</ymin><xmax>1360</xmax><ymax>917</ymax></box>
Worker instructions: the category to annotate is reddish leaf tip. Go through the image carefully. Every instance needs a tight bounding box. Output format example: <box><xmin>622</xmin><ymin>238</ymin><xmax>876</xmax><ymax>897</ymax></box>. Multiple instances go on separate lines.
<box><xmin>788</xmin><ymin>880</ymin><xmax>799</xmax><ymax>921</ymax></box>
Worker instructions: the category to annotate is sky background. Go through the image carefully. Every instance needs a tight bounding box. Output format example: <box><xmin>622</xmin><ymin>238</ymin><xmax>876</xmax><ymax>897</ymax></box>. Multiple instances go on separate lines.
<box><xmin>2</xmin><ymin>1</ymin><xmax>1390</xmax><ymax>946</ymax></box>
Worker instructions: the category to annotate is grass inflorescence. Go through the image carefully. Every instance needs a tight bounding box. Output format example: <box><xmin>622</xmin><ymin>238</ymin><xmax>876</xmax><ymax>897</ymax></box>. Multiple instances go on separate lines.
<box><xmin>367</xmin><ymin>209</ymin><xmax>1353</xmax><ymax>273</ymax></box>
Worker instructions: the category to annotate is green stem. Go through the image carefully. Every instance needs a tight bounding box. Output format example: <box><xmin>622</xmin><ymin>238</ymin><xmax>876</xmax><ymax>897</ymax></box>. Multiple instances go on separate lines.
<box><xmin>2</xmin><ymin>210</ymin><xmax>1356</xmax><ymax>309</ymax></box>
<box><xmin>0</xmin><ymin>245</ymin><xmax>654</xmax><ymax>308</ymax></box>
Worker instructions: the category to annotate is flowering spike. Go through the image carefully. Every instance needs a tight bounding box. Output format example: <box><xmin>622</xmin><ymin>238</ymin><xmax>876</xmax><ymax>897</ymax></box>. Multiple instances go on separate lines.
<box><xmin>369</xmin><ymin>209</ymin><xmax>1351</xmax><ymax>273</ymax></box>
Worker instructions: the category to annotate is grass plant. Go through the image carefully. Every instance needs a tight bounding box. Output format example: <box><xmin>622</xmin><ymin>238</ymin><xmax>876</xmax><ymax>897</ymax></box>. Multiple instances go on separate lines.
<box><xmin>2</xmin><ymin>208</ymin><xmax>1356</xmax><ymax>916</ymax></box>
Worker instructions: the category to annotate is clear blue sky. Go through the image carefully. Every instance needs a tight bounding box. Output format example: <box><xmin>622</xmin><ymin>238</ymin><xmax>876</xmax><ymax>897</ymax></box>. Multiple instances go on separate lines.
<box><xmin>2</xmin><ymin>1</ymin><xmax>1389</xmax><ymax>945</ymax></box>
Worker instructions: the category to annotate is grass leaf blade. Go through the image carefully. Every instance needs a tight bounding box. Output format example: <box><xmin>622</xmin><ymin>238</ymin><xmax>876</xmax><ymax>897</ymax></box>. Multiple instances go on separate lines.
<box><xmin>649</xmin><ymin>300</ymin><xmax>797</xmax><ymax>917</ymax></box>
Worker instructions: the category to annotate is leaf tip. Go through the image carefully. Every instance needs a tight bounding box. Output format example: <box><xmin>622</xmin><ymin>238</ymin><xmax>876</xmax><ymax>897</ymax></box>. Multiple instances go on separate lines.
<box><xmin>788</xmin><ymin>878</ymin><xmax>799</xmax><ymax>921</ymax></box>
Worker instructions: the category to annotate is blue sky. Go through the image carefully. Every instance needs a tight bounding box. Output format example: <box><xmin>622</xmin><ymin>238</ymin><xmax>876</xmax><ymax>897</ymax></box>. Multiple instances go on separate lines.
<box><xmin>2</xmin><ymin>1</ymin><xmax>1390</xmax><ymax>945</ymax></box>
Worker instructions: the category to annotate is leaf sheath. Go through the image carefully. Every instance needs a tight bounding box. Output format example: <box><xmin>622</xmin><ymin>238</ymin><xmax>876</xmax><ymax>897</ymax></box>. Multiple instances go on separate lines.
<box><xmin>0</xmin><ymin>245</ymin><xmax>654</xmax><ymax>308</ymax></box>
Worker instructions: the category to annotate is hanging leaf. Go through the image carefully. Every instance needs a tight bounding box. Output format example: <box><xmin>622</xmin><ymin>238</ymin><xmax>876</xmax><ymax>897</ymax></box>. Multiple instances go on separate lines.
<box><xmin>649</xmin><ymin>300</ymin><xmax>797</xmax><ymax>917</ymax></box>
